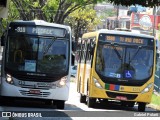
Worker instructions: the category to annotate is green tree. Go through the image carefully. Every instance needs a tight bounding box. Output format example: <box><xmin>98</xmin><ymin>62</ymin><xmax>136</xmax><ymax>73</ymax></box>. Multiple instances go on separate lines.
<box><xmin>11</xmin><ymin>0</ymin><xmax>105</xmax><ymax>24</ymax></box>
<box><xmin>66</xmin><ymin>6</ymin><xmax>101</xmax><ymax>42</ymax></box>
<box><xmin>0</xmin><ymin>1</ymin><xmax>19</xmax><ymax>35</ymax></box>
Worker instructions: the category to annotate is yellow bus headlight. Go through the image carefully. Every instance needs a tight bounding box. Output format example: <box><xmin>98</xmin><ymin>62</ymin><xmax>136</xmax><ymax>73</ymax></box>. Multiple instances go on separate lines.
<box><xmin>93</xmin><ymin>77</ymin><xmax>103</xmax><ymax>89</ymax></box>
<box><xmin>141</xmin><ymin>83</ymin><xmax>153</xmax><ymax>94</ymax></box>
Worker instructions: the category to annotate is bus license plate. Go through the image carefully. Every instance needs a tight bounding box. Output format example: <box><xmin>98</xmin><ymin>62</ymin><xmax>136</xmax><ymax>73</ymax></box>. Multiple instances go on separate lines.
<box><xmin>116</xmin><ymin>96</ymin><xmax>127</xmax><ymax>100</ymax></box>
<box><xmin>29</xmin><ymin>90</ymin><xmax>41</xmax><ymax>94</ymax></box>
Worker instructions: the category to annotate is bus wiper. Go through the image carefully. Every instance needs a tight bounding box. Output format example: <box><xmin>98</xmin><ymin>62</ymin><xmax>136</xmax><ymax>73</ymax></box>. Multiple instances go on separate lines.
<box><xmin>129</xmin><ymin>46</ymin><xmax>142</xmax><ymax>64</ymax></box>
<box><xmin>43</xmin><ymin>36</ymin><xmax>57</xmax><ymax>55</ymax></box>
<box><xmin>111</xmin><ymin>43</ymin><xmax>122</xmax><ymax>60</ymax></box>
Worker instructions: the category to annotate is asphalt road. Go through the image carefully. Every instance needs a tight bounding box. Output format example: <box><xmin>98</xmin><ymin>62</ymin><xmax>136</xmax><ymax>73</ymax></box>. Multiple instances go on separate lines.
<box><xmin>0</xmin><ymin>82</ymin><xmax>158</xmax><ymax>120</ymax></box>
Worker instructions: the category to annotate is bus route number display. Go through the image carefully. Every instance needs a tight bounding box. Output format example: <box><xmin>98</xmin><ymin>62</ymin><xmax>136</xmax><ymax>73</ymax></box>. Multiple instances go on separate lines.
<box><xmin>15</xmin><ymin>27</ymin><xmax>26</xmax><ymax>33</ymax></box>
<box><xmin>13</xmin><ymin>26</ymin><xmax>66</xmax><ymax>37</ymax></box>
<box><xmin>106</xmin><ymin>35</ymin><xmax>144</xmax><ymax>45</ymax></box>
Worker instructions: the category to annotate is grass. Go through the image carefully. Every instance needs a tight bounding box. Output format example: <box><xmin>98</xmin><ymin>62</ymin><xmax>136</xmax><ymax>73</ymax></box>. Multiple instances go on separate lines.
<box><xmin>151</xmin><ymin>94</ymin><xmax>160</xmax><ymax>106</ymax></box>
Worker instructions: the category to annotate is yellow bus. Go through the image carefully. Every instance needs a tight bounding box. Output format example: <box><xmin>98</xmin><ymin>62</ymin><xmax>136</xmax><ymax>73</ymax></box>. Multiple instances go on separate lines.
<box><xmin>77</xmin><ymin>29</ymin><xmax>156</xmax><ymax>112</ymax></box>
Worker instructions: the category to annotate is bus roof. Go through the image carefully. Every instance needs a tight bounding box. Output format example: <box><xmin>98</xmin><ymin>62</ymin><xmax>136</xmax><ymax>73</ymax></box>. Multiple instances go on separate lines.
<box><xmin>82</xmin><ymin>29</ymin><xmax>154</xmax><ymax>39</ymax></box>
<box><xmin>10</xmin><ymin>20</ymin><xmax>71</xmax><ymax>30</ymax></box>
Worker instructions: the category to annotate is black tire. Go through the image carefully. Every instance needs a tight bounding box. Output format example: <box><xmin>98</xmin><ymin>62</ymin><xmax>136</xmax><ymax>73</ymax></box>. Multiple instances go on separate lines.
<box><xmin>56</xmin><ymin>100</ymin><xmax>65</xmax><ymax>109</ymax></box>
<box><xmin>128</xmin><ymin>102</ymin><xmax>135</xmax><ymax>108</ymax></box>
<box><xmin>0</xmin><ymin>96</ymin><xmax>4</xmax><ymax>105</ymax></box>
<box><xmin>80</xmin><ymin>94</ymin><xmax>86</xmax><ymax>103</ymax></box>
<box><xmin>121</xmin><ymin>101</ymin><xmax>127</xmax><ymax>107</ymax></box>
<box><xmin>87</xmin><ymin>97</ymin><xmax>96</xmax><ymax>108</ymax></box>
<box><xmin>0</xmin><ymin>96</ymin><xmax>14</xmax><ymax>105</ymax></box>
<box><xmin>138</xmin><ymin>102</ymin><xmax>146</xmax><ymax>112</ymax></box>
<box><xmin>45</xmin><ymin>100</ymin><xmax>53</xmax><ymax>105</ymax></box>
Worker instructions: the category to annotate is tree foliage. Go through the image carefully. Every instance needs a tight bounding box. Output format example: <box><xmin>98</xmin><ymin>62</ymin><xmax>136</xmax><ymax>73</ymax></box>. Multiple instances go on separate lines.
<box><xmin>107</xmin><ymin>0</ymin><xmax>160</xmax><ymax>7</ymax></box>
<box><xmin>66</xmin><ymin>6</ymin><xmax>101</xmax><ymax>41</ymax></box>
<box><xmin>11</xmin><ymin>0</ymin><xmax>105</xmax><ymax>24</ymax></box>
<box><xmin>0</xmin><ymin>1</ymin><xmax>19</xmax><ymax>35</ymax></box>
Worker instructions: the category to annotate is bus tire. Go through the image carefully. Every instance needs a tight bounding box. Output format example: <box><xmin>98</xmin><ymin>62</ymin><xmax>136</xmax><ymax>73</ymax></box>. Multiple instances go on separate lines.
<box><xmin>56</xmin><ymin>100</ymin><xmax>65</xmax><ymax>109</ymax></box>
<box><xmin>138</xmin><ymin>102</ymin><xmax>146</xmax><ymax>112</ymax></box>
<box><xmin>87</xmin><ymin>97</ymin><xmax>96</xmax><ymax>108</ymax></box>
<box><xmin>128</xmin><ymin>102</ymin><xmax>135</xmax><ymax>108</ymax></box>
<box><xmin>45</xmin><ymin>100</ymin><xmax>53</xmax><ymax>105</ymax></box>
<box><xmin>0</xmin><ymin>96</ymin><xmax>4</xmax><ymax>105</ymax></box>
<box><xmin>121</xmin><ymin>101</ymin><xmax>127</xmax><ymax>106</ymax></box>
<box><xmin>80</xmin><ymin>94</ymin><xmax>86</xmax><ymax>103</ymax></box>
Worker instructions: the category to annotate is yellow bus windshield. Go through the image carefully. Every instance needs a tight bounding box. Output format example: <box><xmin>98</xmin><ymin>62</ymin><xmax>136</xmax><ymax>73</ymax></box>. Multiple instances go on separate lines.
<box><xmin>96</xmin><ymin>39</ymin><xmax>154</xmax><ymax>81</ymax></box>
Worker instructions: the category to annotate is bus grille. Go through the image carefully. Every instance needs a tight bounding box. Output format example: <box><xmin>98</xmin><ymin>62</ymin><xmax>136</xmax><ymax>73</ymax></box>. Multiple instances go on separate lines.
<box><xmin>106</xmin><ymin>91</ymin><xmax>138</xmax><ymax>100</ymax></box>
<box><xmin>19</xmin><ymin>90</ymin><xmax>51</xmax><ymax>97</ymax></box>
<box><xmin>19</xmin><ymin>84</ymin><xmax>52</xmax><ymax>90</ymax></box>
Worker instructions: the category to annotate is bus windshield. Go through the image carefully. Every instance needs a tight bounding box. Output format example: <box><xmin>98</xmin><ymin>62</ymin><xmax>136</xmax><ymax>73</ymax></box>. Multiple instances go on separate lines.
<box><xmin>6</xmin><ymin>35</ymin><xmax>69</xmax><ymax>74</ymax></box>
<box><xmin>96</xmin><ymin>43</ymin><xmax>154</xmax><ymax>81</ymax></box>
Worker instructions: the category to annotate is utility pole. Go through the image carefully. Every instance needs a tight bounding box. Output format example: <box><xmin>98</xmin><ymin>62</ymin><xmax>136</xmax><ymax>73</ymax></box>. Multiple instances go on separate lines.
<box><xmin>116</xmin><ymin>5</ymin><xmax>119</xmax><ymax>28</ymax></box>
<box><xmin>153</xmin><ymin>5</ymin><xmax>156</xmax><ymax>37</ymax></box>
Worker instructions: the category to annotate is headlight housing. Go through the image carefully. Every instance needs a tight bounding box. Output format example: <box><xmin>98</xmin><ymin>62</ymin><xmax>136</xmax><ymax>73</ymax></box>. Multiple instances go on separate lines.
<box><xmin>141</xmin><ymin>83</ymin><xmax>153</xmax><ymax>94</ymax></box>
<box><xmin>57</xmin><ymin>76</ymin><xmax>67</xmax><ymax>87</ymax></box>
<box><xmin>93</xmin><ymin>77</ymin><xmax>103</xmax><ymax>89</ymax></box>
<box><xmin>6</xmin><ymin>74</ymin><xmax>14</xmax><ymax>84</ymax></box>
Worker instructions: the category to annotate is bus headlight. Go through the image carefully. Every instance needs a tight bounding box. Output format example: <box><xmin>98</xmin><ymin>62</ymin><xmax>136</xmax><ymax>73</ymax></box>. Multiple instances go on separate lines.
<box><xmin>93</xmin><ymin>77</ymin><xmax>103</xmax><ymax>89</ymax></box>
<box><xmin>58</xmin><ymin>76</ymin><xmax>67</xmax><ymax>87</ymax></box>
<box><xmin>6</xmin><ymin>74</ymin><xmax>14</xmax><ymax>84</ymax></box>
<box><xmin>141</xmin><ymin>83</ymin><xmax>153</xmax><ymax>94</ymax></box>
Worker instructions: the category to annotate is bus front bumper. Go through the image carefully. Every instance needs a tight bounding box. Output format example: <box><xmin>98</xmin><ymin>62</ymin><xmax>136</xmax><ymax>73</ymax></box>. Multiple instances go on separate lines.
<box><xmin>0</xmin><ymin>80</ymin><xmax>70</xmax><ymax>101</ymax></box>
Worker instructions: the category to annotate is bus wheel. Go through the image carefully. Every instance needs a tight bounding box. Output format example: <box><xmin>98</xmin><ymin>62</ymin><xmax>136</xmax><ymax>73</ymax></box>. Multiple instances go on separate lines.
<box><xmin>128</xmin><ymin>102</ymin><xmax>135</xmax><ymax>108</ymax></box>
<box><xmin>56</xmin><ymin>100</ymin><xmax>65</xmax><ymax>109</ymax></box>
<box><xmin>0</xmin><ymin>96</ymin><xmax>4</xmax><ymax>105</ymax></box>
<box><xmin>87</xmin><ymin>97</ymin><xmax>96</xmax><ymax>108</ymax></box>
<box><xmin>121</xmin><ymin>101</ymin><xmax>127</xmax><ymax>107</ymax></box>
<box><xmin>80</xmin><ymin>94</ymin><xmax>86</xmax><ymax>103</ymax></box>
<box><xmin>45</xmin><ymin>100</ymin><xmax>53</xmax><ymax>105</ymax></box>
<box><xmin>138</xmin><ymin>102</ymin><xmax>146</xmax><ymax>112</ymax></box>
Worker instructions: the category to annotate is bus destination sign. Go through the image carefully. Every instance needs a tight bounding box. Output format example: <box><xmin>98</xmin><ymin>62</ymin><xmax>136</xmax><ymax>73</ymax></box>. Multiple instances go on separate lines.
<box><xmin>9</xmin><ymin>26</ymin><xmax>66</xmax><ymax>37</ymax></box>
<box><xmin>105</xmin><ymin>35</ymin><xmax>147</xmax><ymax>45</ymax></box>
<box><xmin>99</xmin><ymin>34</ymin><xmax>154</xmax><ymax>46</ymax></box>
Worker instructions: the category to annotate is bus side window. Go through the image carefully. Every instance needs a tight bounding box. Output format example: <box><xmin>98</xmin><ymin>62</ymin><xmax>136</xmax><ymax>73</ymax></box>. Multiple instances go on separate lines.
<box><xmin>81</xmin><ymin>39</ymin><xmax>86</xmax><ymax>64</ymax></box>
<box><xmin>83</xmin><ymin>40</ymin><xmax>88</xmax><ymax>64</ymax></box>
<box><xmin>78</xmin><ymin>39</ymin><xmax>83</xmax><ymax>64</ymax></box>
<box><xmin>87</xmin><ymin>39</ymin><xmax>91</xmax><ymax>61</ymax></box>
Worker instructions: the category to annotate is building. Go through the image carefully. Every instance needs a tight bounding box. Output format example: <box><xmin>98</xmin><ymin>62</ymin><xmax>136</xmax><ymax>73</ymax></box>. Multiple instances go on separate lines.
<box><xmin>0</xmin><ymin>0</ymin><xmax>9</xmax><ymax>18</ymax></box>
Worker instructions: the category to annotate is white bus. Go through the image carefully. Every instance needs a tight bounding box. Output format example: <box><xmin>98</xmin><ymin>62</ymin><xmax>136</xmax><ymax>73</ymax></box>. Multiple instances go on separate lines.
<box><xmin>0</xmin><ymin>20</ymin><xmax>72</xmax><ymax>109</ymax></box>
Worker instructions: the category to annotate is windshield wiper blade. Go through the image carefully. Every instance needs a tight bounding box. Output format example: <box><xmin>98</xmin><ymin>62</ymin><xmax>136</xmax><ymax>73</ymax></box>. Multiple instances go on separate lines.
<box><xmin>129</xmin><ymin>46</ymin><xmax>142</xmax><ymax>63</ymax></box>
<box><xmin>43</xmin><ymin>36</ymin><xmax>57</xmax><ymax>55</ymax></box>
<box><xmin>111</xmin><ymin>43</ymin><xmax>122</xmax><ymax>60</ymax></box>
